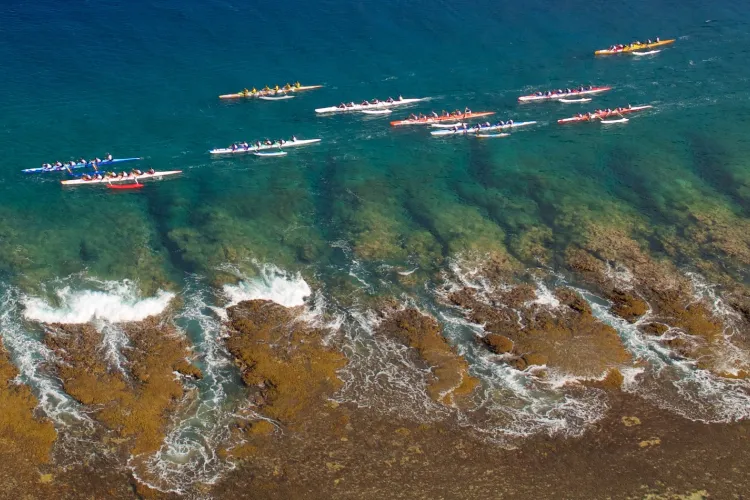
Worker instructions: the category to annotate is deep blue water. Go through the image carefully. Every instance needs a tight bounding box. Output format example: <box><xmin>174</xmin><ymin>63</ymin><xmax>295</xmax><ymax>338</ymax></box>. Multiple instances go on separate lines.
<box><xmin>1</xmin><ymin>0</ymin><xmax>749</xmax><ymax>287</ymax></box>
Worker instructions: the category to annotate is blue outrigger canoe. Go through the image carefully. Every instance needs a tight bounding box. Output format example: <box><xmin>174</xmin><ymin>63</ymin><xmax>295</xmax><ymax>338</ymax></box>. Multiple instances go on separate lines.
<box><xmin>23</xmin><ymin>157</ymin><xmax>141</xmax><ymax>174</ymax></box>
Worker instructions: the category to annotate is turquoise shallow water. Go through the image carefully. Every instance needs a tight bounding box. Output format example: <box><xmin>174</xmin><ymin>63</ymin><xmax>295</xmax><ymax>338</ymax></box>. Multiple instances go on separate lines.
<box><xmin>2</xmin><ymin>0</ymin><xmax>750</xmax><ymax>290</ymax></box>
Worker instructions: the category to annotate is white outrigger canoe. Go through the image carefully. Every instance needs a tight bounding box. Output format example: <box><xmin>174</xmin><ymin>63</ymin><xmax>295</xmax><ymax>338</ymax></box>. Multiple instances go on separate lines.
<box><xmin>254</xmin><ymin>151</ymin><xmax>287</xmax><ymax>157</ymax></box>
<box><xmin>209</xmin><ymin>138</ymin><xmax>321</xmax><ymax>155</ymax></box>
<box><xmin>518</xmin><ymin>86</ymin><xmax>611</xmax><ymax>102</ymax></box>
<box><xmin>259</xmin><ymin>95</ymin><xmax>295</xmax><ymax>101</ymax></box>
<box><xmin>61</xmin><ymin>170</ymin><xmax>182</xmax><ymax>186</ymax></box>
<box><xmin>430</xmin><ymin>121</ymin><xmax>537</xmax><ymax>137</ymax></box>
<box><xmin>315</xmin><ymin>98</ymin><xmax>426</xmax><ymax>114</ymax></box>
<box><xmin>361</xmin><ymin>109</ymin><xmax>392</xmax><ymax>115</ymax></box>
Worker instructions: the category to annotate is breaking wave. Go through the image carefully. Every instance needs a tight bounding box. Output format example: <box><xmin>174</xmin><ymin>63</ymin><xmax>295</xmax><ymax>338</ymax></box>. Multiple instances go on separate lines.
<box><xmin>22</xmin><ymin>278</ymin><xmax>174</xmax><ymax>324</ymax></box>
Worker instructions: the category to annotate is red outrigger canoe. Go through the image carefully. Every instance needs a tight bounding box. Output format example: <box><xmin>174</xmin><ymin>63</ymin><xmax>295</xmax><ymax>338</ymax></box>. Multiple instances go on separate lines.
<box><xmin>390</xmin><ymin>111</ymin><xmax>494</xmax><ymax>127</ymax></box>
<box><xmin>558</xmin><ymin>105</ymin><xmax>652</xmax><ymax>124</ymax></box>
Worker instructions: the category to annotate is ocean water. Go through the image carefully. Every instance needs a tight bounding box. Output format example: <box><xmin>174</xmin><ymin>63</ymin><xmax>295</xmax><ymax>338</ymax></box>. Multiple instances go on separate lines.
<box><xmin>2</xmin><ymin>0</ymin><xmax>750</xmax><ymax>492</ymax></box>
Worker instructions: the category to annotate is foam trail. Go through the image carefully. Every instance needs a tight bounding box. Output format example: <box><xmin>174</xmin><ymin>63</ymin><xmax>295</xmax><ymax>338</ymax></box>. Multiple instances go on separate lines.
<box><xmin>334</xmin><ymin>308</ymin><xmax>449</xmax><ymax>422</ymax></box>
<box><xmin>130</xmin><ymin>278</ymin><xmax>243</xmax><ymax>494</ymax></box>
<box><xmin>439</xmin><ymin>310</ymin><xmax>607</xmax><ymax>442</ymax></box>
<box><xmin>221</xmin><ymin>263</ymin><xmax>311</xmax><ymax>308</ymax></box>
<box><xmin>96</xmin><ymin>321</ymin><xmax>130</xmax><ymax>375</ymax></box>
<box><xmin>22</xmin><ymin>279</ymin><xmax>174</xmax><ymax>324</ymax></box>
<box><xmin>0</xmin><ymin>285</ymin><xmax>85</xmax><ymax>424</ymax></box>
<box><xmin>580</xmin><ymin>288</ymin><xmax>750</xmax><ymax>423</ymax></box>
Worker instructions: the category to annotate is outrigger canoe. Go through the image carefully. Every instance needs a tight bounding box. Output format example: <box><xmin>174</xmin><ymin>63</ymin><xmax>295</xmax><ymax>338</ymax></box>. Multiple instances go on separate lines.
<box><xmin>430</xmin><ymin>121</ymin><xmax>537</xmax><ymax>137</ymax></box>
<box><xmin>315</xmin><ymin>98</ymin><xmax>426</xmax><ymax>114</ymax></box>
<box><xmin>518</xmin><ymin>86</ymin><xmax>611</xmax><ymax>102</ymax></box>
<box><xmin>62</xmin><ymin>170</ymin><xmax>182</xmax><ymax>186</ymax></box>
<box><xmin>23</xmin><ymin>157</ymin><xmax>141</xmax><ymax>174</ymax></box>
<box><xmin>390</xmin><ymin>111</ymin><xmax>494</xmax><ymax>127</ymax></box>
<box><xmin>219</xmin><ymin>85</ymin><xmax>322</xmax><ymax>99</ymax></box>
<box><xmin>595</xmin><ymin>39</ymin><xmax>674</xmax><ymax>55</ymax></box>
<box><xmin>209</xmin><ymin>138</ymin><xmax>321</xmax><ymax>155</ymax></box>
<box><xmin>558</xmin><ymin>105</ymin><xmax>652</xmax><ymax>124</ymax></box>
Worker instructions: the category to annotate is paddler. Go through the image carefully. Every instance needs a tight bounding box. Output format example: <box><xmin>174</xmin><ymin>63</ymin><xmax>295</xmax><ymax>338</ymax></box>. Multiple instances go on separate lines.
<box><xmin>251</xmin><ymin>88</ymin><xmax>258</xmax><ymax>94</ymax></box>
<box><xmin>242</xmin><ymin>88</ymin><xmax>250</xmax><ymax>96</ymax></box>
<box><xmin>291</xmin><ymin>135</ymin><xmax>297</xmax><ymax>142</ymax></box>
<box><xmin>78</xmin><ymin>157</ymin><xmax>86</xmax><ymax>164</ymax></box>
<box><xmin>263</xmin><ymin>86</ymin><xmax>271</xmax><ymax>92</ymax></box>
<box><xmin>338</xmin><ymin>103</ymin><xmax>347</xmax><ymax>109</ymax></box>
<box><xmin>656</xmin><ymin>37</ymin><xmax>660</xmax><ymax>42</ymax></box>
<box><xmin>82</xmin><ymin>173</ymin><xmax>92</xmax><ymax>181</ymax></box>
<box><xmin>386</xmin><ymin>97</ymin><xmax>394</xmax><ymax>103</ymax></box>
<box><xmin>441</xmin><ymin>110</ymin><xmax>449</xmax><ymax>117</ymax></box>
<box><xmin>397</xmin><ymin>95</ymin><xmax>403</xmax><ymax>101</ymax></box>
<box><xmin>294</xmin><ymin>81</ymin><xmax>301</xmax><ymax>88</ymax></box>
<box><xmin>232</xmin><ymin>143</ymin><xmax>238</xmax><ymax>151</ymax></box>
<box><xmin>147</xmin><ymin>168</ymin><xmax>155</xmax><ymax>175</ymax></box>
<box><xmin>362</xmin><ymin>100</ymin><xmax>370</xmax><ymax>106</ymax></box>
<box><xmin>284</xmin><ymin>83</ymin><xmax>292</xmax><ymax>90</ymax></box>
<box><xmin>430</xmin><ymin>111</ymin><xmax>438</xmax><ymax>118</ymax></box>
<box><xmin>464</xmin><ymin>107</ymin><xmax>471</xmax><ymax>115</ymax></box>
<box><xmin>132</xmin><ymin>169</ymin><xmax>143</xmax><ymax>176</ymax></box>
<box><xmin>242</xmin><ymin>141</ymin><xmax>249</xmax><ymax>149</ymax></box>
<box><xmin>274</xmin><ymin>85</ymin><xmax>280</xmax><ymax>91</ymax></box>
<box><xmin>409</xmin><ymin>113</ymin><xmax>417</xmax><ymax>120</ymax></box>
<box><xmin>372</xmin><ymin>98</ymin><xmax>380</xmax><ymax>104</ymax></box>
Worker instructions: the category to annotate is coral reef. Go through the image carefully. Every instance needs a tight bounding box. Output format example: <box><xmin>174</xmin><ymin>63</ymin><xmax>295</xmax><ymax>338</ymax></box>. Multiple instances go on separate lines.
<box><xmin>224</xmin><ymin>300</ymin><xmax>347</xmax><ymax>425</ymax></box>
<box><xmin>375</xmin><ymin>307</ymin><xmax>479</xmax><ymax>406</ymax></box>
<box><xmin>0</xmin><ymin>341</ymin><xmax>57</xmax><ymax>496</ymax></box>
<box><xmin>448</xmin><ymin>278</ymin><xmax>631</xmax><ymax>377</ymax></box>
<box><xmin>45</xmin><ymin>317</ymin><xmax>200</xmax><ymax>455</ymax></box>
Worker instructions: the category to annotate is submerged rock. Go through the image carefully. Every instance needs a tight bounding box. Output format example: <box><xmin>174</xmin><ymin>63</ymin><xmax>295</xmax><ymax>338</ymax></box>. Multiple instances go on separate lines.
<box><xmin>565</xmin><ymin>225</ymin><xmax>750</xmax><ymax>376</ymax></box>
<box><xmin>0</xmin><ymin>341</ymin><xmax>57</xmax><ymax>496</ymax></box>
<box><xmin>608</xmin><ymin>289</ymin><xmax>648</xmax><ymax>323</ymax></box>
<box><xmin>376</xmin><ymin>307</ymin><xmax>479</xmax><ymax>407</ymax></box>
<box><xmin>448</xmin><ymin>278</ymin><xmax>631</xmax><ymax>378</ymax></box>
<box><xmin>44</xmin><ymin>316</ymin><xmax>200</xmax><ymax>456</ymax></box>
<box><xmin>224</xmin><ymin>300</ymin><xmax>347</xmax><ymax>426</ymax></box>
<box><xmin>481</xmin><ymin>334</ymin><xmax>514</xmax><ymax>354</ymax></box>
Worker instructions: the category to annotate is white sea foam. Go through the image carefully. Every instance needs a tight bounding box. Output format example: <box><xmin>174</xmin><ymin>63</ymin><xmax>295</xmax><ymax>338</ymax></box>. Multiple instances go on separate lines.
<box><xmin>526</xmin><ymin>278</ymin><xmax>560</xmax><ymax>309</ymax></box>
<box><xmin>334</xmin><ymin>308</ymin><xmax>450</xmax><ymax>422</ymax></box>
<box><xmin>221</xmin><ymin>263</ymin><xmax>311</xmax><ymax>308</ymax></box>
<box><xmin>96</xmin><ymin>320</ymin><xmax>130</xmax><ymax>375</ymax></box>
<box><xmin>439</xmin><ymin>309</ymin><xmax>607</xmax><ymax>442</ymax></box>
<box><xmin>22</xmin><ymin>279</ymin><xmax>174</xmax><ymax>324</ymax></box>
<box><xmin>0</xmin><ymin>284</ymin><xmax>85</xmax><ymax>424</ymax></box>
<box><xmin>580</xmin><ymin>287</ymin><xmax>750</xmax><ymax>423</ymax></box>
<box><xmin>130</xmin><ymin>278</ymin><xmax>245</xmax><ymax>494</ymax></box>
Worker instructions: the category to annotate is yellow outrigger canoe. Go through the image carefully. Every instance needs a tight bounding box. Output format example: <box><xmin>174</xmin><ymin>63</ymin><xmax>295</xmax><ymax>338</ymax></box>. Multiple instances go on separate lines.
<box><xmin>219</xmin><ymin>84</ymin><xmax>323</xmax><ymax>99</ymax></box>
<box><xmin>595</xmin><ymin>39</ymin><xmax>674</xmax><ymax>55</ymax></box>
